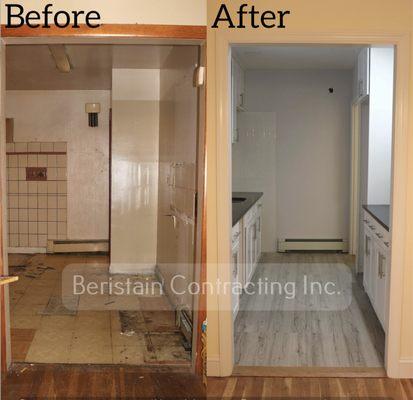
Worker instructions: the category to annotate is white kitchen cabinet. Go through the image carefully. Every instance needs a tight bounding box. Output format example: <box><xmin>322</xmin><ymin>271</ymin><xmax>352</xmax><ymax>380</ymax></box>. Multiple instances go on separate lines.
<box><xmin>244</xmin><ymin>217</ymin><xmax>256</xmax><ymax>287</ymax></box>
<box><xmin>372</xmin><ymin>240</ymin><xmax>390</xmax><ymax>331</ymax></box>
<box><xmin>232</xmin><ymin>222</ymin><xmax>242</xmax><ymax>319</ymax></box>
<box><xmin>362</xmin><ymin>210</ymin><xmax>390</xmax><ymax>332</ymax></box>
<box><xmin>356</xmin><ymin>48</ymin><xmax>370</xmax><ymax>101</ymax></box>
<box><xmin>363</xmin><ymin>224</ymin><xmax>374</xmax><ymax>297</ymax></box>
<box><xmin>255</xmin><ymin>201</ymin><xmax>262</xmax><ymax>265</ymax></box>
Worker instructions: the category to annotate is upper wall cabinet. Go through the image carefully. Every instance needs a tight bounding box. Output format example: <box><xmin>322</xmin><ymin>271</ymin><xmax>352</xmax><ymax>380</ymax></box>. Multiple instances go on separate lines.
<box><xmin>356</xmin><ymin>48</ymin><xmax>370</xmax><ymax>101</ymax></box>
<box><xmin>231</xmin><ymin>57</ymin><xmax>245</xmax><ymax>144</ymax></box>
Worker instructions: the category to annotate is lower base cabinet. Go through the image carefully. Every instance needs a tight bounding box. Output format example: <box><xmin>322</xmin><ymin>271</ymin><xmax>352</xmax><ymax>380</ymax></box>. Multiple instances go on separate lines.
<box><xmin>231</xmin><ymin>198</ymin><xmax>262</xmax><ymax>319</ymax></box>
<box><xmin>362</xmin><ymin>211</ymin><xmax>390</xmax><ymax>332</ymax></box>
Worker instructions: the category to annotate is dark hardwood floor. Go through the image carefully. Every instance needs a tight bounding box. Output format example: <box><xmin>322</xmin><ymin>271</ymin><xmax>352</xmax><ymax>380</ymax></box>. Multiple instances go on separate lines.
<box><xmin>208</xmin><ymin>376</ymin><xmax>413</xmax><ymax>399</ymax></box>
<box><xmin>2</xmin><ymin>363</ymin><xmax>206</xmax><ymax>399</ymax></box>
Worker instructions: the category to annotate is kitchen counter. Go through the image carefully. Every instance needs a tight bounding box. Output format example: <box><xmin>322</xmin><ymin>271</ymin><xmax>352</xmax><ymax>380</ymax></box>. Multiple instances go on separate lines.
<box><xmin>363</xmin><ymin>204</ymin><xmax>390</xmax><ymax>231</ymax></box>
<box><xmin>232</xmin><ymin>192</ymin><xmax>263</xmax><ymax>226</ymax></box>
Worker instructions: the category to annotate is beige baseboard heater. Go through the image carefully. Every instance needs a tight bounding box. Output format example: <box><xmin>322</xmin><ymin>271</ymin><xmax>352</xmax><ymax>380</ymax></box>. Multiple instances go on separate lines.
<box><xmin>277</xmin><ymin>238</ymin><xmax>348</xmax><ymax>253</ymax></box>
<box><xmin>47</xmin><ymin>239</ymin><xmax>109</xmax><ymax>254</ymax></box>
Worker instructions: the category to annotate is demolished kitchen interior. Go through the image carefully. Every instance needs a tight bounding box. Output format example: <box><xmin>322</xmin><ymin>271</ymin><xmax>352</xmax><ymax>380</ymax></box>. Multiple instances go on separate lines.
<box><xmin>230</xmin><ymin>45</ymin><xmax>394</xmax><ymax>368</ymax></box>
<box><xmin>5</xmin><ymin>43</ymin><xmax>204</xmax><ymax>366</ymax></box>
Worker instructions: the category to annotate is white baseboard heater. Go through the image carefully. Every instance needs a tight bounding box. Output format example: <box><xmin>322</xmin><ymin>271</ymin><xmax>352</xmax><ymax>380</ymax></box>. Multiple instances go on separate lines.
<box><xmin>47</xmin><ymin>240</ymin><xmax>109</xmax><ymax>254</ymax></box>
<box><xmin>277</xmin><ymin>238</ymin><xmax>348</xmax><ymax>253</ymax></box>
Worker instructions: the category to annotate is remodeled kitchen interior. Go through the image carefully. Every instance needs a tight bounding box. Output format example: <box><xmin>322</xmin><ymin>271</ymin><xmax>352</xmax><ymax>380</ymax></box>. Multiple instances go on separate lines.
<box><xmin>230</xmin><ymin>45</ymin><xmax>395</xmax><ymax>368</ymax></box>
<box><xmin>4</xmin><ymin>44</ymin><xmax>203</xmax><ymax>366</ymax></box>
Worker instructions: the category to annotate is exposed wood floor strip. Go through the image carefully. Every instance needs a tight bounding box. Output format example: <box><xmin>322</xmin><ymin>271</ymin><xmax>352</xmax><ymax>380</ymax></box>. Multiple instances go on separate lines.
<box><xmin>208</xmin><ymin>376</ymin><xmax>413</xmax><ymax>399</ymax></box>
<box><xmin>3</xmin><ymin>363</ymin><xmax>205</xmax><ymax>399</ymax></box>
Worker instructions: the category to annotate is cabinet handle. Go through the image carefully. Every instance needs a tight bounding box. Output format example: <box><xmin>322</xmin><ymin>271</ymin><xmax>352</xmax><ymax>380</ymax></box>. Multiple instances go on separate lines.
<box><xmin>376</xmin><ymin>232</ymin><xmax>384</xmax><ymax>239</ymax></box>
<box><xmin>384</xmin><ymin>241</ymin><xmax>390</xmax><ymax>247</ymax></box>
<box><xmin>240</xmin><ymin>93</ymin><xmax>244</xmax><ymax>107</ymax></box>
<box><xmin>363</xmin><ymin>219</ymin><xmax>369</xmax><ymax>223</ymax></box>
<box><xmin>369</xmin><ymin>225</ymin><xmax>376</xmax><ymax>231</ymax></box>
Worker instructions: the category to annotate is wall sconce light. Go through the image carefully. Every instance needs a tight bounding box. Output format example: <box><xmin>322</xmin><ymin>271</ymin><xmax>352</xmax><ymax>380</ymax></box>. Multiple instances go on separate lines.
<box><xmin>85</xmin><ymin>103</ymin><xmax>101</xmax><ymax>127</ymax></box>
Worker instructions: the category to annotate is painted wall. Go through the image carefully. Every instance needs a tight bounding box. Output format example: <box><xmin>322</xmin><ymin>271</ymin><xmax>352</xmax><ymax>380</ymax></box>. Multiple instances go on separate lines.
<box><xmin>157</xmin><ymin>46</ymin><xmax>199</xmax><ymax>312</ymax></box>
<box><xmin>110</xmin><ymin>69</ymin><xmax>160</xmax><ymax>274</ymax></box>
<box><xmin>0</xmin><ymin>0</ymin><xmax>207</xmax><ymax>25</ymax></box>
<box><xmin>5</xmin><ymin>90</ymin><xmax>110</xmax><ymax>240</ymax></box>
<box><xmin>233</xmin><ymin>69</ymin><xmax>353</xmax><ymax>249</ymax></box>
<box><xmin>367</xmin><ymin>47</ymin><xmax>394</xmax><ymax>205</ymax></box>
<box><xmin>207</xmin><ymin>0</ymin><xmax>413</xmax><ymax>378</ymax></box>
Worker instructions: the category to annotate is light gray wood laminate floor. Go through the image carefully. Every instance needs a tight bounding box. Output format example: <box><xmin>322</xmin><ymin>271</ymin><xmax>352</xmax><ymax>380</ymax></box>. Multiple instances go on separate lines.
<box><xmin>234</xmin><ymin>253</ymin><xmax>385</xmax><ymax>367</ymax></box>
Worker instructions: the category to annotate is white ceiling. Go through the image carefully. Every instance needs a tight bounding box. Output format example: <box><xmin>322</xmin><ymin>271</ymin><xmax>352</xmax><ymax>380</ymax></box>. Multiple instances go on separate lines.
<box><xmin>6</xmin><ymin>44</ymin><xmax>181</xmax><ymax>90</ymax></box>
<box><xmin>232</xmin><ymin>45</ymin><xmax>363</xmax><ymax>70</ymax></box>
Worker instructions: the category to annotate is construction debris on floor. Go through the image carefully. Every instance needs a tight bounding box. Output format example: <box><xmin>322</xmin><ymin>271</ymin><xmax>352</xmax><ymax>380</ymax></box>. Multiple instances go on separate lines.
<box><xmin>9</xmin><ymin>253</ymin><xmax>191</xmax><ymax>365</ymax></box>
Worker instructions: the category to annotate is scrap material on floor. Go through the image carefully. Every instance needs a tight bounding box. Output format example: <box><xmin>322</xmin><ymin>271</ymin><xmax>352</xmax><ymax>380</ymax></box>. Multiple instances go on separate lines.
<box><xmin>9</xmin><ymin>254</ymin><xmax>191</xmax><ymax>365</ymax></box>
<box><xmin>234</xmin><ymin>253</ymin><xmax>385</xmax><ymax>368</ymax></box>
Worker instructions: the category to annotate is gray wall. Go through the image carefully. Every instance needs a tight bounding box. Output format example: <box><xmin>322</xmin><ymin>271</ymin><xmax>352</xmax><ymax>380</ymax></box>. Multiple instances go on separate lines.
<box><xmin>233</xmin><ymin>69</ymin><xmax>353</xmax><ymax>249</ymax></box>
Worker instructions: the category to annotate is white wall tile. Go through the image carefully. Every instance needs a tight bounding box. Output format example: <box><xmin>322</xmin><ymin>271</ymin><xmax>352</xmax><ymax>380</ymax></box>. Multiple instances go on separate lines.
<box><xmin>19</xmin><ymin>222</ymin><xmax>28</xmax><ymax>234</ymax></box>
<box><xmin>28</xmin><ymin>142</ymin><xmax>41</xmax><ymax>152</ymax></box>
<box><xmin>28</xmin><ymin>195</ymin><xmax>37</xmax><ymax>209</ymax></box>
<box><xmin>18</xmin><ymin>209</ymin><xmax>28</xmax><ymax>221</ymax></box>
<box><xmin>29</xmin><ymin>235</ymin><xmax>38</xmax><ymax>247</ymax></box>
<box><xmin>8</xmin><ymin>168</ymin><xmax>18</xmax><ymax>181</ymax></box>
<box><xmin>38</xmin><ymin>222</ymin><xmax>47</xmax><ymax>235</ymax></box>
<box><xmin>28</xmin><ymin>182</ymin><xmax>38</xmax><ymax>194</ymax></box>
<box><xmin>38</xmin><ymin>182</ymin><xmax>48</xmax><ymax>194</ymax></box>
<box><xmin>9</xmin><ymin>234</ymin><xmax>19</xmax><ymax>247</ymax></box>
<box><xmin>15</xmin><ymin>142</ymin><xmax>27</xmax><ymax>152</ymax></box>
<box><xmin>38</xmin><ymin>155</ymin><xmax>47</xmax><ymax>167</ymax></box>
<box><xmin>8</xmin><ymin>155</ymin><xmax>17</xmax><ymax>167</ymax></box>
<box><xmin>8</xmin><ymin>209</ymin><xmax>18</xmax><ymax>221</ymax></box>
<box><xmin>54</xmin><ymin>142</ymin><xmax>67</xmax><ymax>152</ymax></box>
<box><xmin>38</xmin><ymin>195</ymin><xmax>47</xmax><ymax>208</ymax></box>
<box><xmin>8</xmin><ymin>181</ymin><xmax>18</xmax><ymax>194</ymax></box>
<box><xmin>28</xmin><ymin>209</ymin><xmax>38</xmax><ymax>222</ymax></box>
<box><xmin>6</xmin><ymin>143</ymin><xmax>15</xmax><ymax>153</ymax></box>
<box><xmin>28</xmin><ymin>154</ymin><xmax>38</xmax><ymax>167</ymax></box>
<box><xmin>18</xmin><ymin>155</ymin><xmax>27</xmax><ymax>167</ymax></box>
<box><xmin>38</xmin><ymin>235</ymin><xmax>47</xmax><ymax>247</ymax></box>
<box><xmin>18</xmin><ymin>196</ymin><xmax>28</xmax><ymax>209</ymax></box>
<box><xmin>38</xmin><ymin>209</ymin><xmax>47</xmax><ymax>222</ymax></box>
<box><xmin>19</xmin><ymin>234</ymin><xmax>29</xmax><ymax>247</ymax></box>
<box><xmin>41</xmin><ymin>143</ymin><xmax>54</xmax><ymax>152</ymax></box>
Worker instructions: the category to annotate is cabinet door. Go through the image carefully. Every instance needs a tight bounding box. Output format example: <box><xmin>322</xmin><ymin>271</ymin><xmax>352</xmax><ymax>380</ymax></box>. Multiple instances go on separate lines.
<box><xmin>232</xmin><ymin>239</ymin><xmax>242</xmax><ymax>319</ymax></box>
<box><xmin>357</xmin><ymin>48</ymin><xmax>370</xmax><ymax>99</ymax></box>
<box><xmin>255</xmin><ymin>204</ymin><xmax>262</xmax><ymax>264</ymax></box>
<box><xmin>244</xmin><ymin>222</ymin><xmax>255</xmax><ymax>286</ymax></box>
<box><xmin>363</xmin><ymin>226</ymin><xmax>373</xmax><ymax>296</ymax></box>
<box><xmin>374</xmin><ymin>243</ymin><xmax>389</xmax><ymax>331</ymax></box>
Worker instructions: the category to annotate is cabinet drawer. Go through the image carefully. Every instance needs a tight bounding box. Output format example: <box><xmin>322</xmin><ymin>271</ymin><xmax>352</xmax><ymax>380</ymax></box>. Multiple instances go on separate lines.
<box><xmin>362</xmin><ymin>210</ymin><xmax>390</xmax><ymax>248</ymax></box>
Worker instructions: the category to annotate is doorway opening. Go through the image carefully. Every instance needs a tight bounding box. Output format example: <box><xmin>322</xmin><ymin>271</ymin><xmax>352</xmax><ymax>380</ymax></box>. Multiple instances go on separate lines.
<box><xmin>229</xmin><ymin>44</ymin><xmax>395</xmax><ymax>370</ymax></box>
<box><xmin>4</xmin><ymin>42</ymin><xmax>205</xmax><ymax>368</ymax></box>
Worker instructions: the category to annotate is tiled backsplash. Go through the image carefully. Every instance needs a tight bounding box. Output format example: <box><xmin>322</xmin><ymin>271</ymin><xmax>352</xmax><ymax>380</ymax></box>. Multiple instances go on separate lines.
<box><xmin>6</xmin><ymin>142</ymin><xmax>67</xmax><ymax>249</ymax></box>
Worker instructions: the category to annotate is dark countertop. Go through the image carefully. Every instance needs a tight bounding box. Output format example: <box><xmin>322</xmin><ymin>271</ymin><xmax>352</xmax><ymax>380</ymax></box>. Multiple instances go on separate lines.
<box><xmin>363</xmin><ymin>204</ymin><xmax>390</xmax><ymax>231</ymax></box>
<box><xmin>232</xmin><ymin>192</ymin><xmax>263</xmax><ymax>226</ymax></box>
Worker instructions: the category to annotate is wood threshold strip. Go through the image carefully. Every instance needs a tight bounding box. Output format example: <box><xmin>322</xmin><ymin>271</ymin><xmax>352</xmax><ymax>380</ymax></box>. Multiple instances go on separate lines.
<box><xmin>233</xmin><ymin>366</ymin><xmax>387</xmax><ymax>378</ymax></box>
<box><xmin>1</xmin><ymin>24</ymin><xmax>206</xmax><ymax>40</ymax></box>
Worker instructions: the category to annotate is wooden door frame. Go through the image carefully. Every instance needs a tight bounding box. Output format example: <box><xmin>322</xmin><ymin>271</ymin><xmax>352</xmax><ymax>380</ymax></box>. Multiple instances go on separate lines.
<box><xmin>0</xmin><ymin>23</ymin><xmax>207</xmax><ymax>376</ymax></box>
<box><xmin>209</xmin><ymin>31</ymin><xmax>411</xmax><ymax>378</ymax></box>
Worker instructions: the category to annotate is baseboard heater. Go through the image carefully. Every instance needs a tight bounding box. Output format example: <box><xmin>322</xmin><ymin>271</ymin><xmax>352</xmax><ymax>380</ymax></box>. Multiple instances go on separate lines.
<box><xmin>277</xmin><ymin>238</ymin><xmax>348</xmax><ymax>253</ymax></box>
<box><xmin>47</xmin><ymin>239</ymin><xmax>109</xmax><ymax>254</ymax></box>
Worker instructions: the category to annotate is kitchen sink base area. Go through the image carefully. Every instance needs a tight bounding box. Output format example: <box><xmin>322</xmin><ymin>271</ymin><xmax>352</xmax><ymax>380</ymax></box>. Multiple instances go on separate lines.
<box><xmin>234</xmin><ymin>253</ymin><xmax>385</xmax><ymax>368</ymax></box>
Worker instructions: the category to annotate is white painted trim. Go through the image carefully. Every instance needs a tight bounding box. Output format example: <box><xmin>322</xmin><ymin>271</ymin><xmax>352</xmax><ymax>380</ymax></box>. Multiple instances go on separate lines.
<box><xmin>8</xmin><ymin>247</ymin><xmax>46</xmax><ymax>254</ymax></box>
<box><xmin>211</xmin><ymin>31</ymin><xmax>411</xmax><ymax>378</ymax></box>
<box><xmin>109</xmin><ymin>263</ymin><xmax>156</xmax><ymax>275</ymax></box>
<box><xmin>207</xmin><ymin>356</ymin><xmax>221</xmax><ymax>377</ymax></box>
<box><xmin>278</xmin><ymin>239</ymin><xmax>348</xmax><ymax>252</ymax></box>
